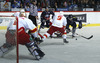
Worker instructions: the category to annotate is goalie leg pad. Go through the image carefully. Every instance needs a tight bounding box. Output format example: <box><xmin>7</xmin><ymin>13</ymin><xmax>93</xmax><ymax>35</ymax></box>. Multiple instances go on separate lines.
<box><xmin>35</xmin><ymin>49</ymin><xmax>45</xmax><ymax>58</ymax></box>
<box><xmin>0</xmin><ymin>43</ymin><xmax>15</xmax><ymax>57</ymax></box>
<box><xmin>26</xmin><ymin>42</ymin><xmax>45</xmax><ymax>60</ymax></box>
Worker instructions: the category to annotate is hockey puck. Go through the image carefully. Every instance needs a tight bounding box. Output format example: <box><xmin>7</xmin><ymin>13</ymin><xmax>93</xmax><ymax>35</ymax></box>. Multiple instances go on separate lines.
<box><xmin>75</xmin><ymin>38</ymin><xmax>77</xmax><ymax>40</ymax></box>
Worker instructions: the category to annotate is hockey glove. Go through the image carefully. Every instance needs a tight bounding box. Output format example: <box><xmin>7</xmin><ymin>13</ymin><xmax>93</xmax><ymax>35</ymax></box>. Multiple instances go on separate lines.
<box><xmin>34</xmin><ymin>37</ymin><xmax>43</xmax><ymax>44</ymax></box>
<box><xmin>66</xmin><ymin>29</ymin><xmax>71</xmax><ymax>33</ymax></box>
<box><xmin>78</xmin><ymin>21</ymin><xmax>82</xmax><ymax>29</ymax></box>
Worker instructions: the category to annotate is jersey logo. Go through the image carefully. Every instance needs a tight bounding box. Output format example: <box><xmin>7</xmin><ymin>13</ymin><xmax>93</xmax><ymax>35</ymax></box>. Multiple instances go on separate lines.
<box><xmin>57</xmin><ymin>15</ymin><xmax>62</xmax><ymax>20</ymax></box>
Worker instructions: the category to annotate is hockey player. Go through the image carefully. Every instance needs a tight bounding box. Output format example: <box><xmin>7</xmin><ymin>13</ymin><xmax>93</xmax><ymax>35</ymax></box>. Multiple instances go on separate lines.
<box><xmin>66</xmin><ymin>14</ymin><xmax>82</xmax><ymax>37</ymax></box>
<box><xmin>38</xmin><ymin>7</ymin><xmax>55</xmax><ymax>32</ymax></box>
<box><xmin>0</xmin><ymin>10</ymin><xmax>45</xmax><ymax>60</ymax></box>
<box><xmin>11</xmin><ymin>9</ymin><xmax>26</xmax><ymax>17</ymax></box>
<box><xmin>12</xmin><ymin>9</ymin><xmax>42</xmax><ymax>43</ymax></box>
<box><xmin>41</xmin><ymin>11</ymin><xmax>68</xmax><ymax>43</ymax></box>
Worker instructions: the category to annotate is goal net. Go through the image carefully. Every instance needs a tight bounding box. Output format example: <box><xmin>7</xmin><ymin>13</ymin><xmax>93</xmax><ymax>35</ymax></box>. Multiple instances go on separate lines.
<box><xmin>0</xmin><ymin>16</ymin><xmax>17</xmax><ymax>63</ymax></box>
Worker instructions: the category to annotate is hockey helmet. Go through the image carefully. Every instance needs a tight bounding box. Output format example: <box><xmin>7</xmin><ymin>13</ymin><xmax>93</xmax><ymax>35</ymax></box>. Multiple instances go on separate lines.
<box><xmin>59</xmin><ymin>11</ymin><xmax>64</xmax><ymax>15</ymax></box>
<box><xmin>68</xmin><ymin>14</ymin><xmax>73</xmax><ymax>18</ymax></box>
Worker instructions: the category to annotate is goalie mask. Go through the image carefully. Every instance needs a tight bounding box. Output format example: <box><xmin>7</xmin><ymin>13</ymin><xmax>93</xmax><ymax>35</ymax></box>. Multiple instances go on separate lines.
<box><xmin>20</xmin><ymin>9</ymin><xmax>26</xmax><ymax>17</ymax></box>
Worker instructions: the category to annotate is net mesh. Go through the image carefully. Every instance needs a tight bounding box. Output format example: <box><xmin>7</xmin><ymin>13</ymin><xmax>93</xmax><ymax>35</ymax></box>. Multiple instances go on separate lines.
<box><xmin>0</xmin><ymin>16</ymin><xmax>15</xmax><ymax>30</ymax></box>
<box><xmin>0</xmin><ymin>16</ymin><xmax>17</xmax><ymax>63</ymax></box>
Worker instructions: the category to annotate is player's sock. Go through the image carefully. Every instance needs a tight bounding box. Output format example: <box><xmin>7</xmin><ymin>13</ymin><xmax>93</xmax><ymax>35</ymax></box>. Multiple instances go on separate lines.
<box><xmin>72</xmin><ymin>28</ymin><xmax>76</xmax><ymax>38</ymax></box>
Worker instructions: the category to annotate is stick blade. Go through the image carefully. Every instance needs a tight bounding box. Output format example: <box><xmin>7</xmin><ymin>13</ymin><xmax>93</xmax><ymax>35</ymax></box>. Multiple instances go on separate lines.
<box><xmin>87</xmin><ymin>35</ymin><xmax>93</xmax><ymax>39</ymax></box>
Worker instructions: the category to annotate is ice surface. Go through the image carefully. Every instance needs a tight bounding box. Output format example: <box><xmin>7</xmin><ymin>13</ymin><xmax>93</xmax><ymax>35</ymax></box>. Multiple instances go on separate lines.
<box><xmin>0</xmin><ymin>26</ymin><xmax>100</xmax><ymax>63</ymax></box>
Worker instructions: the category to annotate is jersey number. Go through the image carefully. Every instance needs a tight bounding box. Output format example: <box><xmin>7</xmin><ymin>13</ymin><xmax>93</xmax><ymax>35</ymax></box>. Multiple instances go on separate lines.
<box><xmin>57</xmin><ymin>16</ymin><xmax>62</xmax><ymax>20</ymax></box>
<box><xmin>13</xmin><ymin>20</ymin><xmax>17</xmax><ymax>25</ymax></box>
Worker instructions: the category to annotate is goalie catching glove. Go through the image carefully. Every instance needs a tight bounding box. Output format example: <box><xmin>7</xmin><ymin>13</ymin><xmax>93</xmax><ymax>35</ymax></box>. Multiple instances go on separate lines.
<box><xmin>28</xmin><ymin>33</ymin><xmax>43</xmax><ymax>44</ymax></box>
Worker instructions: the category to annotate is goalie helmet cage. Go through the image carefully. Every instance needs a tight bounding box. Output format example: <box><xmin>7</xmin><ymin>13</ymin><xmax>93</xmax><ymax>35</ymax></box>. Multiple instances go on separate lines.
<box><xmin>0</xmin><ymin>16</ymin><xmax>18</xmax><ymax>63</ymax></box>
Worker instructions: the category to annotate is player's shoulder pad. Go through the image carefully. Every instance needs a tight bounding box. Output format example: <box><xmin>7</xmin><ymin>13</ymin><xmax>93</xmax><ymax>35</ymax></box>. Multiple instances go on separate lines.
<box><xmin>73</xmin><ymin>16</ymin><xmax>77</xmax><ymax>20</ymax></box>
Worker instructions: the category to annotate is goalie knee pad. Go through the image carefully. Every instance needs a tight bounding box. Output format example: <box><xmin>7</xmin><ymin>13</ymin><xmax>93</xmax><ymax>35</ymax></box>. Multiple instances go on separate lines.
<box><xmin>0</xmin><ymin>43</ymin><xmax>15</xmax><ymax>57</ymax></box>
<box><xmin>25</xmin><ymin>42</ymin><xmax>45</xmax><ymax>60</ymax></box>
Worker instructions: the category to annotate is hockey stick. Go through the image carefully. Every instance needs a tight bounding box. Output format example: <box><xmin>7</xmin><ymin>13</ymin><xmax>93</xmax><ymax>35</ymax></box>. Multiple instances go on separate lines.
<box><xmin>38</xmin><ymin>22</ymin><xmax>93</xmax><ymax>40</ymax></box>
<box><xmin>52</xmin><ymin>23</ymin><xmax>92</xmax><ymax>39</ymax></box>
<box><xmin>75</xmin><ymin>33</ymin><xmax>93</xmax><ymax>40</ymax></box>
<box><xmin>82</xmin><ymin>23</ymin><xmax>90</xmax><ymax>27</ymax></box>
<box><xmin>75</xmin><ymin>23</ymin><xmax>93</xmax><ymax>40</ymax></box>
<box><xmin>38</xmin><ymin>33</ymin><xmax>44</xmax><ymax>38</ymax></box>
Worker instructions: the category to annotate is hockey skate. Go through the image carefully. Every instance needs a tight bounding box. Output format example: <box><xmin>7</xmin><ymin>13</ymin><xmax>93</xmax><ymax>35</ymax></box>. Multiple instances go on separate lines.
<box><xmin>63</xmin><ymin>39</ymin><xmax>69</xmax><ymax>43</ymax></box>
<box><xmin>0</xmin><ymin>43</ymin><xmax>15</xmax><ymax>57</ymax></box>
<box><xmin>26</xmin><ymin>42</ymin><xmax>45</xmax><ymax>60</ymax></box>
<box><xmin>54</xmin><ymin>32</ymin><xmax>62</xmax><ymax>38</ymax></box>
<box><xmin>72</xmin><ymin>35</ymin><xmax>75</xmax><ymax>38</ymax></box>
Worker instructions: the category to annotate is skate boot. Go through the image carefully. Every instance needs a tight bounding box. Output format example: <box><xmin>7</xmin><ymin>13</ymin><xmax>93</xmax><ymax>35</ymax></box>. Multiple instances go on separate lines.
<box><xmin>26</xmin><ymin>42</ymin><xmax>45</xmax><ymax>60</ymax></box>
<box><xmin>0</xmin><ymin>43</ymin><xmax>15</xmax><ymax>57</ymax></box>
<box><xmin>63</xmin><ymin>39</ymin><xmax>69</xmax><ymax>43</ymax></box>
<box><xmin>54</xmin><ymin>32</ymin><xmax>62</xmax><ymax>37</ymax></box>
<box><xmin>72</xmin><ymin>35</ymin><xmax>75</xmax><ymax>38</ymax></box>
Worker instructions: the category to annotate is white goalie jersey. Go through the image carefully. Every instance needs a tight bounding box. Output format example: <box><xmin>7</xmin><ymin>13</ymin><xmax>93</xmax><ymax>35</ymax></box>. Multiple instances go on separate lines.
<box><xmin>7</xmin><ymin>17</ymin><xmax>16</xmax><ymax>30</ymax></box>
<box><xmin>18</xmin><ymin>17</ymin><xmax>36</xmax><ymax>30</ymax></box>
<box><xmin>8</xmin><ymin>17</ymin><xmax>36</xmax><ymax>31</ymax></box>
